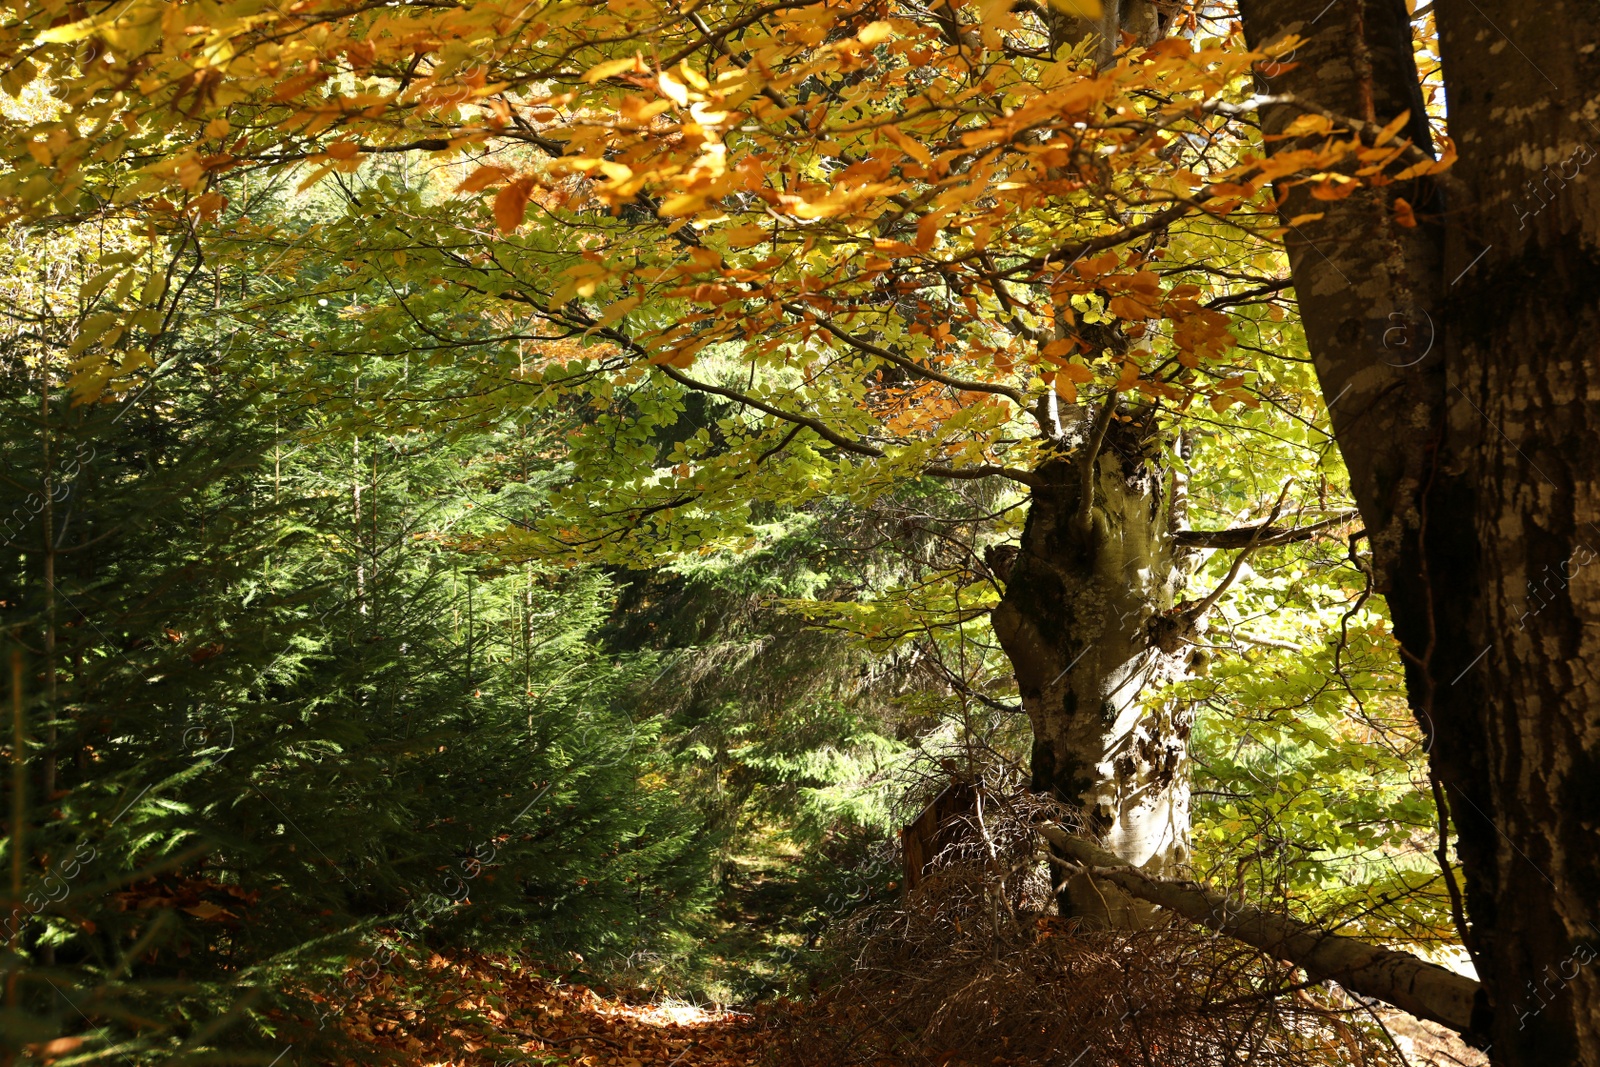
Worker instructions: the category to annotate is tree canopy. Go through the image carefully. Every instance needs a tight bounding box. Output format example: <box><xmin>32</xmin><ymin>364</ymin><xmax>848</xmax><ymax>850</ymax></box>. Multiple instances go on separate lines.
<box><xmin>3</xmin><ymin>0</ymin><xmax>1596</xmax><ymax>1065</ymax></box>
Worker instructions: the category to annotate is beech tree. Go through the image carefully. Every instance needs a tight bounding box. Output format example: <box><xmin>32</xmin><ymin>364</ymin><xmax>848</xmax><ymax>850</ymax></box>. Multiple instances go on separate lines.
<box><xmin>1237</xmin><ymin>2</ymin><xmax>1600</xmax><ymax>1063</ymax></box>
<box><xmin>2</xmin><ymin>0</ymin><xmax>1352</xmax><ymax>926</ymax></box>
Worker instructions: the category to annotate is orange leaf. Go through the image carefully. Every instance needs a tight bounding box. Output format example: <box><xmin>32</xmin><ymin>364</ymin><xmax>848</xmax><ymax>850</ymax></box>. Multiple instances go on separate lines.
<box><xmin>183</xmin><ymin>901</ymin><xmax>233</xmax><ymax>921</ymax></box>
<box><xmin>1310</xmin><ymin>177</ymin><xmax>1358</xmax><ymax>201</ymax></box>
<box><xmin>494</xmin><ymin>179</ymin><xmax>534</xmax><ymax>233</ymax></box>
<box><xmin>270</xmin><ymin>71</ymin><xmax>326</xmax><ymax>102</ymax></box>
<box><xmin>1108</xmin><ymin>295</ymin><xmax>1155</xmax><ymax>321</ymax></box>
<box><xmin>1115</xmin><ymin>361</ymin><xmax>1139</xmax><ymax>390</ymax></box>
<box><xmin>1392</xmin><ymin>196</ymin><xmax>1417</xmax><ymax>228</ymax></box>
<box><xmin>456</xmin><ymin>165</ymin><xmax>511</xmax><ymax>193</ymax></box>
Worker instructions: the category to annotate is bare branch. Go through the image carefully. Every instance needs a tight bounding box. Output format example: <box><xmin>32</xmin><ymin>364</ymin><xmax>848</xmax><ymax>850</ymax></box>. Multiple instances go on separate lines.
<box><xmin>1037</xmin><ymin>824</ymin><xmax>1482</xmax><ymax>1035</ymax></box>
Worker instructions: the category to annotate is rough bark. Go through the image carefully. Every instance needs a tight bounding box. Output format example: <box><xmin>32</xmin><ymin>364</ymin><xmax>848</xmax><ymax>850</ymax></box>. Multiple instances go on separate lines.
<box><xmin>993</xmin><ymin>413</ymin><xmax>1197</xmax><ymax>926</ymax></box>
<box><xmin>1426</xmin><ymin>6</ymin><xmax>1600</xmax><ymax>1063</ymax></box>
<box><xmin>1239</xmin><ymin>1</ymin><xmax>1600</xmax><ymax>1062</ymax></box>
<box><xmin>1038</xmin><ymin>825</ymin><xmax>1482</xmax><ymax>1034</ymax></box>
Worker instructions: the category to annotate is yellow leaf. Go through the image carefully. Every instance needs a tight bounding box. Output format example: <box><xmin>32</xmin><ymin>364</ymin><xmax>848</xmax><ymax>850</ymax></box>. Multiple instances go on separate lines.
<box><xmin>658</xmin><ymin>192</ymin><xmax>706</xmax><ymax>216</ymax></box>
<box><xmin>81</xmin><ymin>267</ymin><xmax>122</xmax><ymax>302</ymax></box>
<box><xmin>722</xmin><ymin>223</ymin><xmax>770</xmax><ymax>248</ymax></box>
<box><xmin>1374</xmin><ymin>110</ymin><xmax>1412</xmax><ymax>146</ymax></box>
<box><xmin>38</xmin><ymin>18</ymin><xmax>98</xmax><ymax>43</ymax></box>
<box><xmin>205</xmin><ymin>118</ymin><xmax>230</xmax><ymax>139</ymax></box>
<box><xmin>68</xmin><ymin>313</ymin><xmax>118</xmax><ymax>357</ymax></box>
<box><xmin>584</xmin><ymin>56</ymin><xmax>640</xmax><ymax>84</ymax></box>
<box><xmin>102</xmin><ymin>8</ymin><xmax>164</xmax><ymax>56</ymax></box>
<box><xmin>881</xmin><ymin>124</ymin><xmax>932</xmax><ymax>166</ymax></box>
<box><xmin>1286</xmin><ymin>212</ymin><xmax>1324</xmax><ymax>227</ymax></box>
<box><xmin>677</xmin><ymin>62</ymin><xmax>709</xmax><ymax>91</ymax></box>
<box><xmin>858</xmin><ymin>20</ymin><xmax>894</xmax><ymax>45</ymax></box>
<box><xmin>596</xmin><ymin>295</ymin><xmax>641</xmax><ymax>326</ymax></box>
<box><xmin>140</xmin><ymin>271</ymin><xmax>168</xmax><ymax>307</ymax></box>
<box><xmin>657</xmin><ymin>70</ymin><xmax>689</xmax><ymax>107</ymax></box>
<box><xmin>1282</xmin><ymin>113</ymin><xmax>1333</xmax><ymax>138</ymax></box>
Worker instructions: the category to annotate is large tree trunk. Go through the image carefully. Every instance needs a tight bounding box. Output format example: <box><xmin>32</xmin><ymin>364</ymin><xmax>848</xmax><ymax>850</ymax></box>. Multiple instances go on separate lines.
<box><xmin>1426</xmin><ymin>5</ymin><xmax>1600</xmax><ymax>1062</ymax></box>
<box><xmin>1240</xmin><ymin>2</ymin><xmax>1600</xmax><ymax>1062</ymax></box>
<box><xmin>992</xmin><ymin>413</ymin><xmax>1196</xmax><ymax>926</ymax></box>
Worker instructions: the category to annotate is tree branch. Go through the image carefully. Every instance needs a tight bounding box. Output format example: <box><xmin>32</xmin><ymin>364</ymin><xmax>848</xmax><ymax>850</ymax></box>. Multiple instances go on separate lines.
<box><xmin>1174</xmin><ymin>510</ymin><xmax>1357</xmax><ymax>549</ymax></box>
<box><xmin>789</xmin><ymin>303</ymin><xmax>1028</xmax><ymax>405</ymax></box>
<box><xmin>1074</xmin><ymin>392</ymin><xmax>1118</xmax><ymax>542</ymax></box>
<box><xmin>1037</xmin><ymin>824</ymin><xmax>1481</xmax><ymax>1035</ymax></box>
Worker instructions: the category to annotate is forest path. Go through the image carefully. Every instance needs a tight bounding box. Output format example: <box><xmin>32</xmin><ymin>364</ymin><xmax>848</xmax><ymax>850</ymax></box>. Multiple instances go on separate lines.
<box><xmin>345</xmin><ymin>950</ymin><xmax>768</xmax><ymax>1067</ymax></box>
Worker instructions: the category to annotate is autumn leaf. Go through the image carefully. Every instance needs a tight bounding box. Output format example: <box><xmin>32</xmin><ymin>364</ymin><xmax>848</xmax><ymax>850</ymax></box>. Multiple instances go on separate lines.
<box><xmin>1373</xmin><ymin>110</ymin><xmax>1412</xmax><ymax>146</ymax></box>
<box><xmin>881</xmin><ymin>124</ymin><xmax>933</xmax><ymax>166</ymax></box>
<box><xmin>1310</xmin><ymin>176</ymin><xmax>1359</xmax><ymax>201</ymax></box>
<box><xmin>494</xmin><ymin>179</ymin><xmax>535</xmax><ymax>233</ymax></box>
<box><xmin>270</xmin><ymin>72</ymin><xmax>327</xmax><ymax>102</ymax></box>
<box><xmin>1392</xmin><ymin>197</ymin><xmax>1418</xmax><ymax>228</ymax></box>
<box><xmin>584</xmin><ymin>56</ymin><xmax>641</xmax><ymax>84</ymax></box>
<box><xmin>456</xmin><ymin>166</ymin><xmax>511</xmax><ymax>193</ymax></box>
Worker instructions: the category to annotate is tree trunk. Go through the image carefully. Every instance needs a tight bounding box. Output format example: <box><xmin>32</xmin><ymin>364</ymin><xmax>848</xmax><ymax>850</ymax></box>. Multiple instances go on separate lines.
<box><xmin>992</xmin><ymin>412</ymin><xmax>1196</xmax><ymax>926</ymax></box>
<box><xmin>1240</xmin><ymin>2</ymin><xmax>1600</xmax><ymax>1062</ymax></box>
<box><xmin>1426</xmin><ymin>5</ymin><xmax>1600</xmax><ymax>1061</ymax></box>
<box><xmin>1049</xmin><ymin>0</ymin><xmax>1172</xmax><ymax>67</ymax></box>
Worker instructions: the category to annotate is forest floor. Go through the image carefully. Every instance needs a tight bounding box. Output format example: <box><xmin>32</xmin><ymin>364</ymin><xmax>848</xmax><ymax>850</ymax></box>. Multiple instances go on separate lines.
<box><xmin>324</xmin><ymin>837</ymin><xmax>807</xmax><ymax>1067</ymax></box>
<box><xmin>323</xmin><ymin>840</ymin><xmax>1485</xmax><ymax>1067</ymax></box>
<box><xmin>329</xmin><ymin>945</ymin><xmax>1487</xmax><ymax>1067</ymax></box>
<box><xmin>340</xmin><ymin>949</ymin><xmax>768</xmax><ymax>1067</ymax></box>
